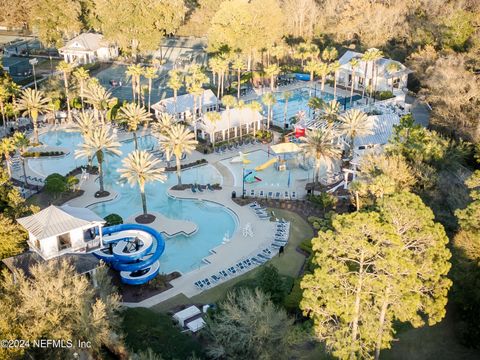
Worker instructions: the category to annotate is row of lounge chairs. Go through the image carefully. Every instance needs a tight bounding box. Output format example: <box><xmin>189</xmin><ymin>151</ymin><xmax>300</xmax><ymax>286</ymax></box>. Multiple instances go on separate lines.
<box><xmin>248</xmin><ymin>201</ymin><xmax>270</xmax><ymax>220</ymax></box>
<box><xmin>194</xmin><ymin>248</ymin><xmax>275</xmax><ymax>291</ymax></box>
<box><xmin>19</xmin><ymin>175</ymin><xmax>44</xmax><ymax>183</ymax></box>
<box><xmin>243</xmin><ymin>190</ymin><xmax>298</xmax><ymax>200</ymax></box>
<box><xmin>214</xmin><ymin>139</ymin><xmax>259</xmax><ymax>154</ymax></box>
<box><xmin>191</xmin><ymin>184</ymin><xmax>215</xmax><ymax>193</ymax></box>
<box><xmin>271</xmin><ymin>221</ymin><xmax>290</xmax><ymax>248</ymax></box>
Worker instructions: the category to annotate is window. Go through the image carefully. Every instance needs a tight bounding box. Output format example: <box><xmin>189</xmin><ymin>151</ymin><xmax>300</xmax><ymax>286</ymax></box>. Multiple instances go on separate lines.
<box><xmin>57</xmin><ymin>233</ymin><xmax>72</xmax><ymax>251</ymax></box>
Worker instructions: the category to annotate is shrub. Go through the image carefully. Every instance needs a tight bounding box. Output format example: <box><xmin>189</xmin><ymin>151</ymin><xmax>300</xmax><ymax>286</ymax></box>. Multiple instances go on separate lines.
<box><xmin>375</xmin><ymin>90</ymin><xmax>394</xmax><ymax>100</ymax></box>
<box><xmin>307</xmin><ymin>192</ymin><xmax>337</xmax><ymax>211</ymax></box>
<box><xmin>284</xmin><ymin>278</ymin><xmax>303</xmax><ymax>312</ymax></box>
<box><xmin>104</xmin><ymin>214</ymin><xmax>123</xmax><ymax>226</ymax></box>
<box><xmin>258</xmin><ymin>265</ymin><xmax>287</xmax><ymax>305</ymax></box>
<box><xmin>44</xmin><ymin>173</ymin><xmax>67</xmax><ymax>197</ymax></box>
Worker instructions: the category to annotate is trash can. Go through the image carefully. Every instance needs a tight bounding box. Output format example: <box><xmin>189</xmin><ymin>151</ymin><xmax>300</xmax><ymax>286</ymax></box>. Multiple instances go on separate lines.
<box><xmin>231</xmin><ymin>191</ymin><xmax>236</xmax><ymax>199</ymax></box>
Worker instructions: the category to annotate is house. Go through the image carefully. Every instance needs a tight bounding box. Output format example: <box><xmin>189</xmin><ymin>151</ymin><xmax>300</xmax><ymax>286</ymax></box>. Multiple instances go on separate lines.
<box><xmin>336</xmin><ymin>50</ymin><xmax>411</xmax><ymax>94</ymax></box>
<box><xmin>151</xmin><ymin>89</ymin><xmax>218</xmax><ymax>121</ymax></box>
<box><xmin>199</xmin><ymin>107</ymin><xmax>264</xmax><ymax>143</ymax></box>
<box><xmin>59</xmin><ymin>33</ymin><xmax>118</xmax><ymax>64</ymax></box>
<box><xmin>15</xmin><ymin>204</ymin><xmax>105</xmax><ymax>260</ymax></box>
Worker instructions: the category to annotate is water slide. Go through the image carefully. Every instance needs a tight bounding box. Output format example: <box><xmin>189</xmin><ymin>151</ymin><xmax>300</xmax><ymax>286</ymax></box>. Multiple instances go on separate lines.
<box><xmin>255</xmin><ymin>158</ymin><xmax>277</xmax><ymax>171</ymax></box>
<box><xmin>93</xmin><ymin>224</ymin><xmax>165</xmax><ymax>285</ymax></box>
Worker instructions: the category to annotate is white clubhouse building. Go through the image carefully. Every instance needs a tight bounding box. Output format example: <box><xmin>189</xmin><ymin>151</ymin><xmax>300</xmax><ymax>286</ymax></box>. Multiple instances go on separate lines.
<box><xmin>59</xmin><ymin>33</ymin><xmax>118</xmax><ymax>64</ymax></box>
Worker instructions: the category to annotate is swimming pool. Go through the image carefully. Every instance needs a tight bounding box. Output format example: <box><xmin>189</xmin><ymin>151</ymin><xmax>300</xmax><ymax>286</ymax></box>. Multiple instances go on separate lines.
<box><xmin>220</xmin><ymin>149</ymin><xmax>337</xmax><ymax>190</ymax></box>
<box><xmin>269</xmin><ymin>87</ymin><xmax>361</xmax><ymax>128</ymax></box>
<box><xmin>30</xmin><ymin>130</ymin><xmax>236</xmax><ymax>275</ymax></box>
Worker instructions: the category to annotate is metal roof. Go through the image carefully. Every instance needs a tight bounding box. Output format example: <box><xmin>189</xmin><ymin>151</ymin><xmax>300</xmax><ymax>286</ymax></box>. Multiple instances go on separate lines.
<box><xmin>59</xmin><ymin>33</ymin><xmax>109</xmax><ymax>52</ymax></box>
<box><xmin>152</xmin><ymin>89</ymin><xmax>217</xmax><ymax>115</ymax></box>
<box><xmin>17</xmin><ymin>205</ymin><xmax>105</xmax><ymax>239</ymax></box>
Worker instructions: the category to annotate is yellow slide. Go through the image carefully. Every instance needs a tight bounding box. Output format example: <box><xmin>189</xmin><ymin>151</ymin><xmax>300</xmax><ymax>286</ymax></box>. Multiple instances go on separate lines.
<box><xmin>255</xmin><ymin>158</ymin><xmax>277</xmax><ymax>171</ymax></box>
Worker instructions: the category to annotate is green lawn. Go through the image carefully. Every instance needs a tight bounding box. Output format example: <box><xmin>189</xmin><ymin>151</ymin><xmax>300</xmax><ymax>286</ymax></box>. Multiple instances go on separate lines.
<box><xmin>151</xmin><ymin>208</ymin><xmax>314</xmax><ymax>313</ymax></box>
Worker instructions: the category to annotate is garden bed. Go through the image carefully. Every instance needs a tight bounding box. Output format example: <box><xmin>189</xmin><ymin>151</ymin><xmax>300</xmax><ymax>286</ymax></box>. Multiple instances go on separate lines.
<box><xmin>165</xmin><ymin>159</ymin><xmax>207</xmax><ymax>172</ymax></box>
<box><xmin>114</xmin><ymin>270</ymin><xmax>182</xmax><ymax>303</ymax></box>
<box><xmin>22</xmin><ymin>150</ymin><xmax>65</xmax><ymax>158</ymax></box>
<box><xmin>171</xmin><ymin>183</ymin><xmax>222</xmax><ymax>191</ymax></box>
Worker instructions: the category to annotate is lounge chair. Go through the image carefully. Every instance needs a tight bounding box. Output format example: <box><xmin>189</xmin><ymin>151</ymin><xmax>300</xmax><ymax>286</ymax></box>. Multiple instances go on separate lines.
<box><xmin>250</xmin><ymin>189</ymin><xmax>255</xmax><ymax>197</ymax></box>
<box><xmin>291</xmin><ymin>191</ymin><xmax>297</xmax><ymax>200</ymax></box>
<box><xmin>275</xmin><ymin>192</ymin><xmax>281</xmax><ymax>199</ymax></box>
<box><xmin>263</xmin><ymin>248</ymin><xmax>273</xmax><ymax>256</ymax></box>
<box><xmin>267</xmin><ymin>191</ymin><xmax>274</xmax><ymax>198</ymax></box>
<box><xmin>207</xmin><ymin>183</ymin><xmax>214</xmax><ymax>191</ymax></box>
<box><xmin>228</xmin><ymin>267</ymin><xmax>237</xmax><ymax>275</ymax></box>
<box><xmin>259</xmin><ymin>190</ymin><xmax>265</xmax><ymax>197</ymax></box>
<box><xmin>258</xmin><ymin>253</ymin><xmax>270</xmax><ymax>260</ymax></box>
<box><xmin>211</xmin><ymin>274</ymin><xmax>221</xmax><ymax>282</ymax></box>
<box><xmin>251</xmin><ymin>256</ymin><xmax>265</xmax><ymax>264</ymax></box>
<box><xmin>249</xmin><ymin>201</ymin><xmax>260</xmax><ymax>208</ymax></box>
<box><xmin>236</xmin><ymin>262</ymin><xmax>245</xmax><ymax>271</ymax></box>
<box><xmin>284</xmin><ymin>191</ymin><xmax>290</xmax><ymax>199</ymax></box>
<box><xmin>215</xmin><ymin>147</ymin><xmax>220</xmax><ymax>154</ymax></box>
<box><xmin>219</xmin><ymin>270</ymin><xmax>229</xmax><ymax>278</ymax></box>
<box><xmin>191</xmin><ymin>185</ymin><xmax>197</xmax><ymax>193</ymax></box>
<box><xmin>272</xmin><ymin>241</ymin><xmax>287</xmax><ymax>248</ymax></box>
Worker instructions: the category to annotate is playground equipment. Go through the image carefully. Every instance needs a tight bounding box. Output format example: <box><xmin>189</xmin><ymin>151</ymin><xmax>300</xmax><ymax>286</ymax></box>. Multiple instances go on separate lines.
<box><xmin>244</xmin><ymin>169</ymin><xmax>262</xmax><ymax>183</ymax></box>
<box><xmin>255</xmin><ymin>158</ymin><xmax>277</xmax><ymax>171</ymax></box>
<box><xmin>93</xmin><ymin>223</ymin><xmax>165</xmax><ymax>285</ymax></box>
<box><xmin>230</xmin><ymin>152</ymin><xmax>251</xmax><ymax>164</ymax></box>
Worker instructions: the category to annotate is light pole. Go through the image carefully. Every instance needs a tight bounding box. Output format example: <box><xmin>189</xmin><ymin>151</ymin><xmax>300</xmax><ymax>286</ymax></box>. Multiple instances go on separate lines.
<box><xmin>29</xmin><ymin>58</ymin><xmax>38</xmax><ymax>90</ymax></box>
<box><xmin>242</xmin><ymin>167</ymin><xmax>245</xmax><ymax>199</ymax></box>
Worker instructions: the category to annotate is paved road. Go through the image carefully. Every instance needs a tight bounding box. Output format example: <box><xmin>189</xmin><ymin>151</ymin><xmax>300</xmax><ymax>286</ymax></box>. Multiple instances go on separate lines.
<box><xmin>406</xmin><ymin>94</ymin><xmax>430</xmax><ymax>127</ymax></box>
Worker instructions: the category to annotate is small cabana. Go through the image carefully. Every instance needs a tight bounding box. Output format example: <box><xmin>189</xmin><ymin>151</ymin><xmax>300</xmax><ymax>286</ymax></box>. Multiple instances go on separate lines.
<box><xmin>16</xmin><ymin>205</ymin><xmax>105</xmax><ymax>260</ymax></box>
<box><xmin>173</xmin><ymin>305</ymin><xmax>202</xmax><ymax>327</ymax></box>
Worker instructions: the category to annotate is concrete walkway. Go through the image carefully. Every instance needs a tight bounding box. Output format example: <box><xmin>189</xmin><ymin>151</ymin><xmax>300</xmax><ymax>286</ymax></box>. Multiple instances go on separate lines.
<box><xmin>123</xmin><ymin>187</ymin><xmax>280</xmax><ymax>308</ymax></box>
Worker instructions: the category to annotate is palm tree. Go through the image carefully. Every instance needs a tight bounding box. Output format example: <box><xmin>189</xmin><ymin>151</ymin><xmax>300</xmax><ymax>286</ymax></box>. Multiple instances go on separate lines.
<box><xmin>118</xmin><ymin>150</ymin><xmax>166</xmax><ymax>218</ymax></box>
<box><xmin>317</xmin><ymin>62</ymin><xmax>330</xmax><ymax>95</ymax></box>
<box><xmin>301</xmin><ymin>128</ymin><xmax>341</xmax><ymax>191</ymax></box>
<box><xmin>308</xmin><ymin>96</ymin><xmax>325</xmax><ymax>118</ymax></box>
<box><xmin>16</xmin><ymin>88</ymin><xmax>51</xmax><ymax>144</ymax></box>
<box><xmin>157</xmin><ymin>124</ymin><xmax>197</xmax><ymax>185</ymax></box>
<box><xmin>75</xmin><ymin>126</ymin><xmax>122</xmax><ymax>195</ymax></box>
<box><xmin>205</xmin><ymin>111</ymin><xmax>221</xmax><ymax>147</ymax></box>
<box><xmin>73</xmin><ymin>67</ymin><xmax>90</xmax><ymax>113</ymax></box>
<box><xmin>222</xmin><ymin>95</ymin><xmax>236</xmax><ymax>143</ymax></box>
<box><xmin>386</xmin><ymin>61</ymin><xmax>401</xmax><ymax>93</ymax></box>
<box><xmin>294</xmin><ymin>43</ymin><xmax>310</xmax><ymax>67</ymax></box>
<box><xmin>247</xmin><ymin>100</ymin><xmax>262</xmax><ymax>137</ymax></box>
<box><xmin>264</xmin><ymin>64</ymin><xmax>280</xmax><ymax>92</ymax></box>
<box><xmin>218</xmin><ymin>57</ymin><xmax>230</xmax><ymax>98</ymax></box>
<box><xmin>117</xmin><ymin>103</ymin><xmax>151</xmax><ymax>149</ymax></box>
<box><xmin>13</xmin><ymin>132</ymin><xmax>30</xmax><ymax>185</ymax></box>
<box><xmin>330</xmin><ymin>61</ymin><xmax>341</xmax><ymax>99</ymax></box>
<box><xmin>262</xmin><ymin>92</ymin><xmax>276</xmax><ymax>129</ymax></box>
<box><xmin>72</xmin><ymin>112</ymin><xmax>97</xmax><ymax>138</ymax></box>
<box><xmin>304</xmin><ymin>60</ymin><xmax>320</xmax><ymax>96</ymax></box>
<box><xmin>337</xmin><ymin>109</ymin><xmax>374</xmax><ymax>159</ymax></box>
<box><xmin>167</xmin><ymin>69</ymin><xmax>183</xmax><ymax>120</ymax></box>
<box><xmin>57</xmin><ymin>61</ymin><xmax>75</xmax><ymax>122</ymax></box>
<box><xmin>84</xmin><ymin>83</ymin><xmax>117</xmax><ymax>123</ymax></box>
<box><xmin>368</xmin><ymin>49</ymin><xmax>384</xmax><ymax>101</ymax></box>
<box><xmin>321</xmin><ymin>46</ymin><xmax>338</xmax><ymax>64</ymax></box>
<box><xmin>126</xmin><ymin>64</ymin><xmax>143</xmax><ymax>105</ymax></box>
<box><xmin>349</xmin><ymin>58</ymin><xmax>360</xmax><ymax>106</ymax></box>
<box><xmin>232</xmin><ymin>56</ymin><xmax>245</xmax><ymax>99</ymax></box>
<box><xmin>152</xmin><ymin>112</ymin><xmax>175</xmax><ymax>136</ymax></box>
<box><xmin>360</xmin><ymin>51</ymin><xmax>373</xmax><ymax>102</ymax></box>
<box><xmin>185</xmin><ymin>65</ymin><xmax>209</xmax><ymax>140</ymax></box>
<box><xmin>322</xmin><ymin>100</ymin><xmax>340</xmax><ymax>124</ymax></box>
<box><xmin>143</xmin><ymin>67</ymin><xmax>158</xmax><ymax>113</ymax></box>
<box><xmin>235</xmin><ymin>100</ymin><xmax>246</xmax><ymax>139</ymax></box>
<box><xmin>0</xmin><ymin>82</ymin><xmax>10</xmax><ymax>133</ymax></box>
<box><xmin>0</xmin><ymin>136</ymin><xmax>16</xmax><ymax>178</ymax></box>
<box><xmin>282</xmin><ymin>91</ymin><xmax>293</xmax><ymax>130</ymax></box>
<box><xmin>208</xmin><ymin>56</ymin><xmax>222</xmax><ymax>103</ymax></box>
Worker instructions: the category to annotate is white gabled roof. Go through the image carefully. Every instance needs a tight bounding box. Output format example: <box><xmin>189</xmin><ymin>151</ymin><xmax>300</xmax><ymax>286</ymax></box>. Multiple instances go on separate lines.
<box><xmin>152</xmin><ymin>89</ymin><xmax>217</xmax><ymax>115</ymax></box>
<box><xmin>17</xmin><ymin>205</ymin><xmax>105</xmax><ymax>239</ymax></box>
<box><xmin>338</xmin><ymin>50</ymin><xmax>410</xmax><ymax>78</ymax></box>
<box><xmin>60</xmin><ymin>33</ymin><xmax>109</xmax><ymax>53</ymax></box>
<box><xmin>200</xmin><ymin>107</ymin><xmax>263</xmax><ymax>132</ymax></box>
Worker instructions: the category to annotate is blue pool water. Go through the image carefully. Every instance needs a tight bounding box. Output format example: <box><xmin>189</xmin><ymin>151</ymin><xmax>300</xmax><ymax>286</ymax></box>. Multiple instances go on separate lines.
<box><xmin>30</xmin><ymin>131</ymin><xmax>236</xmax><ymax>274</ymax></box>
<box><xmin>220</xmin><ymin>149</ymin><xmax>326</xmax><ymax>190</ymax></box>
<box><xmin>269</xmin><ymin>87</ymin><xmax>361</xmax><ymax>128</ymax></box>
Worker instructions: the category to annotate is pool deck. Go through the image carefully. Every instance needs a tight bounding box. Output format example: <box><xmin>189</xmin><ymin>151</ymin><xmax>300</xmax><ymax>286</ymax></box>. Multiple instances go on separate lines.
<box><xmin>123</xmin><ymin>186</ymin><xmax>279</xmax><ymax>308</ymax></box>
<box><xmin>126</xmin><ymin>211</ymin><xmax>198</xmax><ymax>238</ymax></box>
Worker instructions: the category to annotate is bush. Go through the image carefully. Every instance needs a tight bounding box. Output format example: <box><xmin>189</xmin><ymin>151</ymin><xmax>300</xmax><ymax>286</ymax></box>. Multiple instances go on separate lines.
<box><xmin>375</xmin><ymin>90</ymin><xmax>394</xmax><ymax>100</ymax></box>
<box><xmin>284</xmin><ymin>278</ymin><xmax>303</xmax><ymax>313</ymax></box>
<box><xmin>255</xmin><ymin>130</ymin><xmax>273</xmax><ymax>143</ymax></box>
<box><xmin>104</xmin><ymin>213</ymin><xmax>123</xmax><ymax>226</ymax></box>
<box><xmin>258</xmin><ymin>265</ymin><xmax>287</xmax><ymax>305</ymax></box>
<box><xmin>44</xmin><ymin>173</ymin><xmax>67</xmax><ymax>197</ymax></box>
<box><xmin>307</xmin><ymin>193</ymin><xmax>337</xmax><ymax>211</ymax></box>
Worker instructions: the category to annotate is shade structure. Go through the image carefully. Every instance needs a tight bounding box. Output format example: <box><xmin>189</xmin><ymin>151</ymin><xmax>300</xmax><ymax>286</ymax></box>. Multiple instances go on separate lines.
<box><xmin>270</xmin><ymin>142</ymin><xmax>301</xmax><ymax>155</ymax></box>
<box><xmin>186</xmin><ymin>317</ymin><xmax>206</xmax><ymax>333</ymax></box>
<box><xmin>173</xmin><ymin>305</ymin><xmax>202</xmax><ymax>327</ymax></box>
